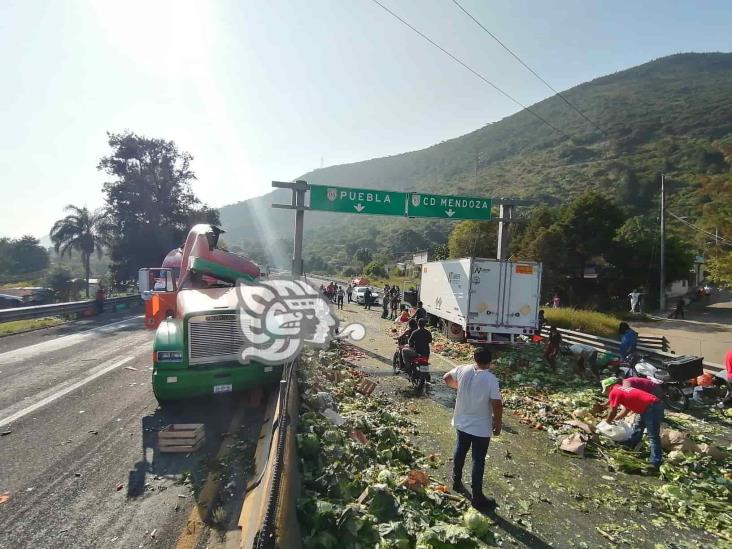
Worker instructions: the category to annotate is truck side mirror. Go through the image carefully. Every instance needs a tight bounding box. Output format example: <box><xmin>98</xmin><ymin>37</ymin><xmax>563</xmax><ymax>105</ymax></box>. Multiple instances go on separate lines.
<box><xmin>138</xmin><ymin>269</ymin><xmax>152</xmax><ymax>299</ymax></box>
<box><xmin>166</xmin><ymin>270</ymin><xmax>175</xmax><ymax>292</ymax></box>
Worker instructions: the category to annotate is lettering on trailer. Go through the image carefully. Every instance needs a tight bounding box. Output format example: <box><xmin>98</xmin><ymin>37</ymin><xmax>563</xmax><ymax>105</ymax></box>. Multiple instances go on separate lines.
<box><xmin>408</xmin><ymin>192</ymin><xmax>492</xmax><ymax>220</ymax></box>
<box><xmin>309</xmin><ymin>184</ymin><xmax>407</xmax><ymax>216</ymax></box>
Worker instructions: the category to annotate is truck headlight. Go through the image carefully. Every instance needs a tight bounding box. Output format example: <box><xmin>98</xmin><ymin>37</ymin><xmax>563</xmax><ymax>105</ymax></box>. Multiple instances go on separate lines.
<box><xmin>156</xmin><ymin>351</ymin><xmax>183</xmax><ymax>362</ymax></box>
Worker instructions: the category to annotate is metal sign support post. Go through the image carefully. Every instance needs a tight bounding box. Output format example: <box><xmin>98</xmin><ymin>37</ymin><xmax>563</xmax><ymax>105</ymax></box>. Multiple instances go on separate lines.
<box><xmin>272</xmin><ymin>180</ymin><xmax>310</xmax><ymax>278</ymax></box>
<box><xmin>659</xmin><ymin>173</ymin><xmax>666</xmax><ymax>312</ymax></box>
<box><xmin>494</xmin><ymin>198</ymin><xmax>528</xmax><ymax>261</ymax></box>
<box><xmin>496</xmin><ymin>203</ymin><xmax>513</xmax><ymax>261</ymax></box>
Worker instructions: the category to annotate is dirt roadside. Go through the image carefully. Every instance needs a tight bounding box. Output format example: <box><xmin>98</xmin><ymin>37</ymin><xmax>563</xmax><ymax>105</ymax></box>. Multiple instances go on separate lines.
<box><xmin>332</xmin><ymin>300</ymin><xmax>719</xmax><ymax>548</ymax></box>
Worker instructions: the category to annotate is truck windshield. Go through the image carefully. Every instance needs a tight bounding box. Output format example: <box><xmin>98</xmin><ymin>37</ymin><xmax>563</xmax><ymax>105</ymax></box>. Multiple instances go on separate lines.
<box><xmin>180</xmin><ymin>271</ymin><xmax>235</xmax><ymax>290</ymax></box>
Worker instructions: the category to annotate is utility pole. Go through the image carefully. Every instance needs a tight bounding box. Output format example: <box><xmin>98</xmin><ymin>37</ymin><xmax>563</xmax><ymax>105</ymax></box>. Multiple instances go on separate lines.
<box><xmin>659</xmin><ymin>173</ymin><xmax>666</xmax><ymax>312</ymax></box>
<box><xmin>496</xmin><ymin>203</ymin><xmax>513</xmax><ymax>261</ymax></box>
<box><xmin>272</xmin><ymin>180</ymin><xmax>309</xmax><ymax>278</ymax></box>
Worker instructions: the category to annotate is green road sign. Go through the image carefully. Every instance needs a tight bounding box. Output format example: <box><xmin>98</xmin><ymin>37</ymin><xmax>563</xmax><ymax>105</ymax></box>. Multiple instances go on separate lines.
<box><xmin>406</xmin><ymin>192</ymin><xmax>492</xmax><ymax>220</ymax></box>
<box><xmin>309</xmin><ymin>184</ymin><xmax>407</xmax><ymax>216</ymax></box>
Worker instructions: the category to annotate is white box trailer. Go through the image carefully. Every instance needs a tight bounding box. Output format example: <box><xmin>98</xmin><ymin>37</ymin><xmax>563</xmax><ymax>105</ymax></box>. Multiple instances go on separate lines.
<box><xmin>419</xmin><ymin>257</ymin><xmax>542</xmax><ymax>343</ymax></box>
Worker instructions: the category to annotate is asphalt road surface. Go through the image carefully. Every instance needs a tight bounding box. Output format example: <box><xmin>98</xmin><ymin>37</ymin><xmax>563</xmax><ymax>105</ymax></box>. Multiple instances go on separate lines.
<box><xmin>0</xmin><ymin>312</ymin><xmax>262</xmax><ymax>549</ymax></box>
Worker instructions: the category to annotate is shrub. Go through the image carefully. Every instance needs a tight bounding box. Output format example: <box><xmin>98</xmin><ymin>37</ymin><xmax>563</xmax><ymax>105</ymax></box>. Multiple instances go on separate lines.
<box><xmin>365</xmin><ymin>261</ymin><xmax>386</xmax><ymax>278</ymax></box>
<box><xmin>544</xmin><ymin>308</ymin><xmax>622</xmax><ymax>338</ymax></box>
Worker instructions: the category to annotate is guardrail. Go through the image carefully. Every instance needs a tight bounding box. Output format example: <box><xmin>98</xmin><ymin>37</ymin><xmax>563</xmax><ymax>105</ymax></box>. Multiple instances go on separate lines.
<box><xmin>240</xmin><ymin>355</ymin><xmax>301</xmax><ymax>549</ymax></box>
<box><xmin>542</xmin><ymin>325</ymin><xmax>722</xmax><ymax>374</ymax></box>
<box><xmin>0</xmin><ymin>295</ymin><xmax>141</xmax><ymax>323</ymax></box>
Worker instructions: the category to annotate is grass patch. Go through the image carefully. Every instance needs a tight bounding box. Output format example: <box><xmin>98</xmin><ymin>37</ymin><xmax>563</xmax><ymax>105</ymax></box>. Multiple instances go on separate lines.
<box><xmin>0</xmin><ymin>317</ymin><xmax>65</xmax><ymax>336</ymax></box>
<box><xmin>363</xmin><ymin>275</ymin><xmax>421</xmax><ymax>290</ymax></box>
<box><xmin>544</xmin><ymin>308</ymin><xmax>623</xmax><ymax>338</ymax></box>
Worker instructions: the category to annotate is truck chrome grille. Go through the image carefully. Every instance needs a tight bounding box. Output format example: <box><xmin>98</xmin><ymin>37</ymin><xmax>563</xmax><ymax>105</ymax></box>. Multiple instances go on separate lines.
<box><xmin>188</xmin><ymin>313</ymin><xmax>248</xmax><ymax>365</ymax></box>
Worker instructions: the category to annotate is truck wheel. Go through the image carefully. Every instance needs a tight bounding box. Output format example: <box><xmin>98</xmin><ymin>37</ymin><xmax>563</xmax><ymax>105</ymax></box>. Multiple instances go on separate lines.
<box><xmin>155</xmin><ymin>397</ymin><xmax>176</xmax><ymax>409</ymax></box>
<box><xmin>447</xmin><ymin>321</ymin><xmax>465</xmax><ymax>342</ymax></box>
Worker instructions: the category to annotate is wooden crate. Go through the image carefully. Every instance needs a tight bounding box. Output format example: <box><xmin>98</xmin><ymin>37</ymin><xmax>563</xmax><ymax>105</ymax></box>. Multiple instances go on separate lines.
<box><xmin>158</xmin><ymin>423</ymin><xmax>205</xmax><ymax>453</ymax></box>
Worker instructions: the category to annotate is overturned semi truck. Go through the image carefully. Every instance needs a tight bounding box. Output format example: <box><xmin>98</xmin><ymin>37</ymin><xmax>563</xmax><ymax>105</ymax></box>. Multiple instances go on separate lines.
<box><xmin>138</xmin><ymin>224</ymin><xmax>282</xmax><ymax>405</ymax></box>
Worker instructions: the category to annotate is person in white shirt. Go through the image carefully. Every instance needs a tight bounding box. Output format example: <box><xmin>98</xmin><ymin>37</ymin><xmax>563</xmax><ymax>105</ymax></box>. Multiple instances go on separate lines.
<box><xmin>628</xmin><ymin>290</ymin><xmax>641</xmax><ymax>313</ymax></box>
<box><xmin>443</xmin><ymin>347</ymin><xmax>503</xmax><ymax>510</ymax></box>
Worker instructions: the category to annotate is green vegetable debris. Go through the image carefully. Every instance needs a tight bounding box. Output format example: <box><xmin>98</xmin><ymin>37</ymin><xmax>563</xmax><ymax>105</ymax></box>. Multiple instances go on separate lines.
<box><xmin>296</xmin><ymin>345</ymin><xmax>497</xmax><ymax>548</ymax></box>
<box><xmin>434</xmin><ymin>338</ymin><xmax>732</xmax><ymax>542</ymax></box>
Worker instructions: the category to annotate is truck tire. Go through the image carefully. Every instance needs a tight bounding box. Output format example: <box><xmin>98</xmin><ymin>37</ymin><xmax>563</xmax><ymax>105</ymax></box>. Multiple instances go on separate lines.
<box><xmin>155</xmin><ymin>396</ymin><xmax>177</xmax><ymax>409</ymax></box>
<box><xmin>447</xmin><ymin>321</ymin><xmax>465</xmax><ymax>342</ymax></box>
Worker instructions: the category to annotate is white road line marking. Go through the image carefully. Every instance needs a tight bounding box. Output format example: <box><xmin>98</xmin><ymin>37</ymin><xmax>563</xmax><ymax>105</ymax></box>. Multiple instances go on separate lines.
<box><xmin>0</xmin><ymin>315</ymin><xmax>143</xmax><ymax>365</ymax></box>
<box><xmin>0</xmin><ymin>355</ymin><xmax>136</xmax><ymax>428</ymax></box>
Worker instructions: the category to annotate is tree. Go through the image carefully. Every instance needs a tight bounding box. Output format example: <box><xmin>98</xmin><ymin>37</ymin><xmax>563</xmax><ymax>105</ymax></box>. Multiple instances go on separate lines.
<box><xmin>305</xmin><ymin>254</ymin><xmax>328</xmax><ymax>273</ymax></box>
<box><xmin>50</xmin><ymin>206</ymin><xmax>111</xmax><ymax>297</ymax></box>
<box><xmin>447</xmin><ymin>221</ymin><xmax>497</xmax><ymax>258</ymax></box>
<box><xmin>708</xmin><ymin>252</ymin><xmax>732</xmax><ymax>287</ymax></box>
<box><xmin>384</xmin><ymin>228</ymin><xmax>430</xmax><ymax>256</ymax></box>
<box><xmin>0</xmin><ymin>238</ymin><xmax>14</xmax><ymax>275</ymax></box>
<box><xmin>558</xmin><ymin>191</ymin><xmax>624</xmax><ymax>279</ymax></box>
<box><xmin>431</xmin><ymin>243</ymin><xmax>449</xmax><ymax>261</ymax></box>
<box><xmin>521</xmin><ymin>225</ymin><xmax>568</xmax><ymax>302</ymax></box>
<box><xmin>0</xmin><ymin>236</ymin><xmax>49</xmax><ymax>277</ymax></box>
<box><xmin>9</xmin><ymin>236</ymin><xmax>49</xmax><ymax>274</ymax></box>
<box><xmin>99</xmin><ymin>131</ymin><xmax>219</xmax><ymax>281</ymax></box>
<box><xmin>44</xmin><ymin>267</ymin><xmax>74</xmax><ymax>302</ymax></box>
<box><xmin>365</xmin><ymin>261</ymin><xmax>386</xmax><ymax>278</ymax></box>
<box><xmin>354</xmin><ymin>248</ymin><xmax>373</xmax><ymax>271</ymax></box>
<box><xmin>608</xmin><ymin>215</ymin><xmax>693</xmax><ymax>308</ymax></box>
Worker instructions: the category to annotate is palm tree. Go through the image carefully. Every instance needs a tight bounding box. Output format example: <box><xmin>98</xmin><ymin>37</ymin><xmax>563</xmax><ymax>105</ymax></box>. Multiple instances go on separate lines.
<box><xmin>50</xmin><ymin>206</ymin><xmax>111</xmax><ymax>298</ymax></box>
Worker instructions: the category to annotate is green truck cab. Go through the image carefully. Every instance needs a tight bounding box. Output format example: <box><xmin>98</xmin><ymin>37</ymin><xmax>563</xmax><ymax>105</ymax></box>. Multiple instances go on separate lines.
<box><xmin>140</xmin><ymin>225</ymin><xmax>282</xmax><ymax>405</ymax></box>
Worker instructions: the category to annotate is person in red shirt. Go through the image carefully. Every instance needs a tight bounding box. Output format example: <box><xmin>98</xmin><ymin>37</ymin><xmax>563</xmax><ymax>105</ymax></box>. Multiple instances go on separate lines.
<box><xmin>602</xmin><ymin>377</ymin><xmax>664</xmax><ymax>470</ymax></box>
<box><xmin>722</xmin><ymin>350</ymin><xmax>732</xmax><ymax>406</ymax></box>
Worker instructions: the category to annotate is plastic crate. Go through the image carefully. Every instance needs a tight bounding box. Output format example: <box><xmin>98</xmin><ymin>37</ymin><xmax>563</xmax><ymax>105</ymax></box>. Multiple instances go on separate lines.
<box><xmin>662</xmin><ymin>356</ymin><xmax>704</xmax><ymax>382</ymax></box>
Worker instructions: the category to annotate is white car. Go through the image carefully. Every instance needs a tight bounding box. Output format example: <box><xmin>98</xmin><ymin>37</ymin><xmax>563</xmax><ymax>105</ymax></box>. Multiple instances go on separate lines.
<box><xmin>352</xmin><ymin>286</ymin><xmax>381</xmax><ymax>305</ymax></box>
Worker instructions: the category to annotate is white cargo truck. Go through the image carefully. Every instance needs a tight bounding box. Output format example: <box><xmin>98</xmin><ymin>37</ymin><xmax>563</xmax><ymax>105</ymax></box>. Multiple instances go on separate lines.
<box><xmin>419</xmin><ymin>257</ymin><xmax>542</xmax><ymax>343</ymax></box>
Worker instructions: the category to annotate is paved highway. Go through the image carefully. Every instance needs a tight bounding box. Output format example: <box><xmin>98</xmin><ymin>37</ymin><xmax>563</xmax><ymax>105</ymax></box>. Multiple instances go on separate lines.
<box><xmin>0</xmin><ymin>312</ymin><xmax>262</xmax><ymax>549</ymax></box>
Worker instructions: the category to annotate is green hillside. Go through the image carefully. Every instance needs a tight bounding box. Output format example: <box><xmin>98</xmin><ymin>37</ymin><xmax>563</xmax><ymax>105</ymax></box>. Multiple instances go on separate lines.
<box><xmin>219</xmin><ymin>52</ymin><xmax>732</xmax><ymax>271</ymax></box>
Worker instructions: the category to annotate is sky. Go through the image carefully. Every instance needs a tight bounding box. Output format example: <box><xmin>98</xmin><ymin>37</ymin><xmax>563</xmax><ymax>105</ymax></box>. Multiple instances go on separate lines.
<box><xmin>0</xmin><ymin>0</ymin><xmax>730</xmax><ymax>240</ymax></box>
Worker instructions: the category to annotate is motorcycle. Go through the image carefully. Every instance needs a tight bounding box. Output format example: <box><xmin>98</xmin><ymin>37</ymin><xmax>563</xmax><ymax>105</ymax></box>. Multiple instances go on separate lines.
<box><xmin>691</xmin><ymin>371</ymin><xmax>730</xmax><ymax>407</ymax></box>
<box><xmin>633</xmin><ymin>357</ymin><xmax>689</xmax><ymax>412</ymax></box>
<box><xmin>609</xmin><ymin>354</ymin><xmax>704</xmax><ymax>412</ymax></box>
<box><xmin>392</xmin><ymin>342</ymin><xmax>430</xmax><ymax>394</ymax></box>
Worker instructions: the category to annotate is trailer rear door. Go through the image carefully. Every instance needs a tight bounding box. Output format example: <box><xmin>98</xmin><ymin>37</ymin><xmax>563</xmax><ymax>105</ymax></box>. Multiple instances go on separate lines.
<box><xmin>421</xmin><ymin>259</ymin><xmax>471</xmax><ymax>328</ymax></box>
<box><xmin>468</xmin><ymin>259</ymin><xmax>541</xmax><ymax>331</ymax></box>
<box><xmin>503</xmin><ymin>261</ymin><xmax>542</xmax><ymax>330</ymax></box>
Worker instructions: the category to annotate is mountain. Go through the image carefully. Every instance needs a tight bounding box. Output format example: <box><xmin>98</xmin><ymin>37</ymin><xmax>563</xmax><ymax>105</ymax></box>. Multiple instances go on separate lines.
<box><xmin>219</xmin><ymin>52</ymin><xmax>732</xmax><ymax>269</ymax></box>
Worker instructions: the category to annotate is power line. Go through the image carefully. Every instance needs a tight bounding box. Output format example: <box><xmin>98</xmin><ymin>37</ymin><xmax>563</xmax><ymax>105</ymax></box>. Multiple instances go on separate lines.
<box><xmin>368</xmin><ymin>0</ymin><xmax>571</xmax><ymax>140</ymax></box>
<box><xmin>450</xmin><ymin>0</ymin><xmax>607</xmax><ymax>137</ymax></box>
<box><xmin>667</xmin><ymin>210</ymin><xmax>732</xmax><ymax>248</ymax></box>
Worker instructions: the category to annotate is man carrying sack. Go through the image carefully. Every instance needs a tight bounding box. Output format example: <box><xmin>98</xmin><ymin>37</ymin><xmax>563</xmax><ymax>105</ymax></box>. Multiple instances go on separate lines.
<box><xmin>602</xmin><ymin>377</ymin><xmax>664</xmax><ymax>472</ymax></box>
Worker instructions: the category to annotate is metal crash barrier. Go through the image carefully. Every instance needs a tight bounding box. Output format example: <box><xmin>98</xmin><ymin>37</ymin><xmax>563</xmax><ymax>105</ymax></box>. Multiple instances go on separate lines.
<box><xmin>541</xmin><ymin>326</ymin><xmax>722</xmax><ymax>373</ymax></box>
<box><xmin>0</xmin><ymin>295</ymin><xmax>141</xmax><ymax>323</ymax></box>
<box><xmin>240</xmin><ymin>356</ymin><xmax>301</xmax><ymax>549</ymax></box>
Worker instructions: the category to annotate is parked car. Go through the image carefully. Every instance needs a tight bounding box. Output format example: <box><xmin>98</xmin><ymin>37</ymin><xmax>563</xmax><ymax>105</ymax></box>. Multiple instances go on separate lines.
<box><xmin>352</xmin><ymin>286</ymin><xmax>381</xmax><ymax>305</ymax></box>
<box><xmin>0</xmin><ymin>294</ymin><xmax>23</xmax><ymax>309</ymax></box>
<box><xmin>352</xmin><ymin>277</ymin><xmax>369</xmax><ymax>286</ymax></box>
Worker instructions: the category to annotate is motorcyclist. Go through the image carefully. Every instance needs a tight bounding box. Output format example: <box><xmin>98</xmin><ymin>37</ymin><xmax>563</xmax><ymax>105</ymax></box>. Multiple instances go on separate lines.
<box><xmin>411</xmin><ymin>301</ymin><xmax>426</xmax><ymax>322</ymax></box>
<box><xmin>402</xmin><ymin>318</ymin><xmax>432</xmax><ymax>368</ymax></box>
<box><xmin>396</xmin><ymin>319</ymin><xmax>418</xmax><ymax>371</ymax></box>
